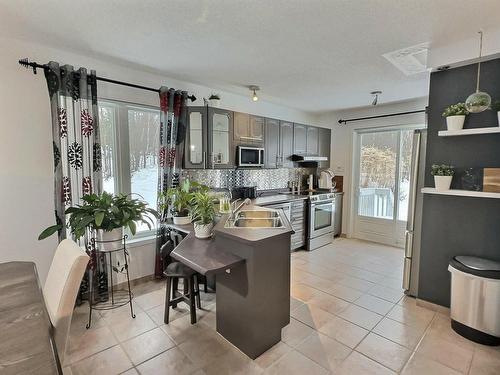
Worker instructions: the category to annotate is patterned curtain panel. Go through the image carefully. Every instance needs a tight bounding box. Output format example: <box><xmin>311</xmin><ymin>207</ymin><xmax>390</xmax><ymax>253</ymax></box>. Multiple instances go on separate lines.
<box><xmin>155</xmin><ymin>88</ymin><xmax>188</xmax><ymax>278</ymax></box>
<box><xmin>44</xmin><ymin>62</ymin><xmax>106</xmax><ymax>300</ymax></box>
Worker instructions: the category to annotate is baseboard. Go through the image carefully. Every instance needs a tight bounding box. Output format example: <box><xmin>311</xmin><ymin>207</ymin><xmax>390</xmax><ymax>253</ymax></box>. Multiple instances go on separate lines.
<box><xmin>416</xmin><ymin>298</ymin><xmax>450</xmax><ymax>316</ymax></box>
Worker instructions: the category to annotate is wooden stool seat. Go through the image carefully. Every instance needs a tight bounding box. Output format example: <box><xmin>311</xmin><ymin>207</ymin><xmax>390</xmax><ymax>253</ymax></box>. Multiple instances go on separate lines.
<box><xmin>164</xmin><ymin>262</ymin><xmax>197</xmax><ymax>278</ymax></box>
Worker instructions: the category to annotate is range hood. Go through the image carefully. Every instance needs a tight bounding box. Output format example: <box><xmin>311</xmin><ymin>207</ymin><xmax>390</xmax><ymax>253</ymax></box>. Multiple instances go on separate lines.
<box><xmin>291</xmin><ymin>154</ymin><xmax>328</xmax><ymax>162</ymax></box>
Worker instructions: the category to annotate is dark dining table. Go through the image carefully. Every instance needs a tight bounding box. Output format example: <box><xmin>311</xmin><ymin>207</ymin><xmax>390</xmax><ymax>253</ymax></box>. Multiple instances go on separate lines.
<box><xmin>0</xmin><ymin>261</ymin><xmax>62</xmax><ymax>374</ymax></box>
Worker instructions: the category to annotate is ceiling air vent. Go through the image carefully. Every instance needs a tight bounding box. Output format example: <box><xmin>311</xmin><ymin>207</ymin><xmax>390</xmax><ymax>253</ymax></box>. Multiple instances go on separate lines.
<box><xmin>383</xmin><ymin>43</ymin><xmax>430</xmax><ymax>76</ymax></box>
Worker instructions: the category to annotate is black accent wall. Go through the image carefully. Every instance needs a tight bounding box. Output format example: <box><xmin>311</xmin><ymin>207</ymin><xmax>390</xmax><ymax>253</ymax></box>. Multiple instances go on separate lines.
<box><xmin>419</xmin><ymin>58</ymin><xmax>500</xmax><ymax>307</ymax></box>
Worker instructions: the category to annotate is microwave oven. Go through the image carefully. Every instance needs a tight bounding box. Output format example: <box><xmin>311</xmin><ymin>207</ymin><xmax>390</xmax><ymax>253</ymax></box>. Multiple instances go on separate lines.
<box><xmin>237</xmin><ymin>146</ymin><xmax>265</xmax><ymax>167</ymax></box>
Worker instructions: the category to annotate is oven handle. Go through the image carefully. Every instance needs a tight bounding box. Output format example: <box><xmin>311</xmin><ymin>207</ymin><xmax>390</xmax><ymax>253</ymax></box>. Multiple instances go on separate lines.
<box><xmin>310</xmin><ymin>200</ymin><xmax>335</xmax><ymax>207</ymax></box>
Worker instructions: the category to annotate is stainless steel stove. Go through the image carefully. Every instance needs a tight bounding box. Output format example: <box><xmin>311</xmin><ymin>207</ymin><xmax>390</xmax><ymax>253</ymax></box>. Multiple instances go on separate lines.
<box><xmin>307</xmin><ymin>192</ymin><xmax>336</xmax><ymax>251</ymax></box>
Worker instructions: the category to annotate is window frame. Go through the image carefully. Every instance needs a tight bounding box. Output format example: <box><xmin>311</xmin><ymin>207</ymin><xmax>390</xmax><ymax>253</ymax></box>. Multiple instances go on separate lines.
<box><xmin>98</xmin><ymin>98</ymin><xmax>161</xmax><ymax>239</ymax></box>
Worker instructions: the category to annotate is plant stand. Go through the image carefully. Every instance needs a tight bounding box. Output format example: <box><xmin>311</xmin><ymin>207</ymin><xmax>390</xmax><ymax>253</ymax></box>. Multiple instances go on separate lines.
<box><xmin>86</xmin><ymin>235</ymin><xmax>135</xmax><ymax>329</ymax></box>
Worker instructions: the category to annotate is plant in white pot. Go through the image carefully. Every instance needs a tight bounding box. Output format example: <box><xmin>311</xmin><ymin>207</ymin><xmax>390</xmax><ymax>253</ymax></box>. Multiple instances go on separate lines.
<box><xmin>39</xmin><ymin>192</ymin><xmax>158</xmax><ymax>249</ymax></box>
<box><xmin>159</xmin><ymin>180</ymin><xmax>194</xmax><ymax>225</ymax></box>
<box><xmin>190</xmin><ymin>187</ymin><xmax>216</xmax><ymax>239</ymax></box>
<box><xmin>492</xmin><ymin>101</ymin><xmax>500</xmax><ymax>126</ymax></box>
<box><xmin>442</xmin><ymin>103</ymin><xmax>469</xmax><ymax>131</ymax></box>
<box><xmin>431</xmin><ymin>164</ymin><xmax>454</xmax><ymax>191</ymax></box>
<box><xmin>208</xmin><ymin>93</ymin><xmax>221</xmax><ymax>107</ymax></box>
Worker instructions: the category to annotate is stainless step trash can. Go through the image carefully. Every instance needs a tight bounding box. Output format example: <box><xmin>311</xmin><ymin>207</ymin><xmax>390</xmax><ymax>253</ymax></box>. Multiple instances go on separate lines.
<box><xmin>448</xmin><ymin>256</ymin><xmax>500</xmax><ymax>346</ymax></box>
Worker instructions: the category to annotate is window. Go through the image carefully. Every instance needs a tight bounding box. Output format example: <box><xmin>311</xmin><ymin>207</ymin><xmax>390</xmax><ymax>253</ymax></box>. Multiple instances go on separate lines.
<box><xmin>99</xmin><ymin>100</ymin><xmax>160</xmax><ymax>236</ymax></box>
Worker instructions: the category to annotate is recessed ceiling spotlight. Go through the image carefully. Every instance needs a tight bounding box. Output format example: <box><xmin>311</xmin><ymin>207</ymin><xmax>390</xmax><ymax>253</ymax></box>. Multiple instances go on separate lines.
<box><xmin>371</xmin><ymin>91</ymin><xmax>382</xmax><ymax>106</ymax></box>
<box><xmin>249</xmin><ymin>85</ymin><xmax>260</xmax><ymax>102</ymax></box>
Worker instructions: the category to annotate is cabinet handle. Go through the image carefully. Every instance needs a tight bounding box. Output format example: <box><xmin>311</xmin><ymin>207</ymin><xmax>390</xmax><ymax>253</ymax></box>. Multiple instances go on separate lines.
<box><xmin>240</xmin><ymin>136</ymin><xmax>262</xmax><ymax>141</ymax></box>
<box><xmin>203</xmin><ymin>151</ymin><xmax>207</xmax><ymax>169</ymax></box>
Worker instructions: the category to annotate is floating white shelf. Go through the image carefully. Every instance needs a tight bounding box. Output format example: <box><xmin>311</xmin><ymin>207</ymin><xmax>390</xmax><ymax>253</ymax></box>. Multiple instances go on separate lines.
<box><xmin>422</xmin><ymin>187</ymin><xmax>500</xmax><ymax>199</ymax></box>
<box><xmin>438</xmin><ymin>127</ymin><xmax>500</xmax><ymax>137</ymax></box>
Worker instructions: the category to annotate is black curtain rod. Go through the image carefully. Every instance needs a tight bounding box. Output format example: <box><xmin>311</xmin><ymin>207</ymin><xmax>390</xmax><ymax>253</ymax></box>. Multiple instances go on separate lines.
<box><xmin>338</xmin><ymin>109</ymin><xmax>426</xmax><ymax>125</ymax></box>
<box><xmin>18</xmin><ymin>58</ymin><xmax>197</xmax><ymax>102</ymax></box>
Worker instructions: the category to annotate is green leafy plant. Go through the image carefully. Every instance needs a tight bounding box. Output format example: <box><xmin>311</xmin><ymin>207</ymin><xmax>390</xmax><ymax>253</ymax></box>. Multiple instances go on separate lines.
<box><xmin>190</xmin><ymin>189</ymin><xmax>216</xmax><ymax>225</ymax></box>
<box><xmin>159</xmin><ymin>180</ymin><xmax>194</xmax><ymax>217</ymax></box>
<box><xmin>431</xmin><ymin>164</ymin><xmax>454</xmax><ymax>176</ymax></box>
<box><xmin>38</xmin><ymin>192</ymin><xmax>158</xmax><ymax>240</ymax></box>
<box><xmin>491</xmin><ymin>100</ymin><xmax>500</xmax><ymax>112</ymax></box>
<box><xmin>442</xmin><ymin>103</ymin><xmax>469</xmax><ymax>117</ymax></box>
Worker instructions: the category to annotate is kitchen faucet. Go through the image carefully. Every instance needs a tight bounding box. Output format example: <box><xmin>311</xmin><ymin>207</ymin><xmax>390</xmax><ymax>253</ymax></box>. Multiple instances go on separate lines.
<box><xmin>229</xmin><ymin>198</ymin><xmax>251</xmax><ymax>220</ymax></box>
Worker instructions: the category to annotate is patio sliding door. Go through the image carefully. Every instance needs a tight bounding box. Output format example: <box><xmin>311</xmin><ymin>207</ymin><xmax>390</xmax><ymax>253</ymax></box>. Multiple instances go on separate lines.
<box><xmin>353</xmin><ymin>127</ymin><xmax>416</xmax><ymax>247</ymax></box>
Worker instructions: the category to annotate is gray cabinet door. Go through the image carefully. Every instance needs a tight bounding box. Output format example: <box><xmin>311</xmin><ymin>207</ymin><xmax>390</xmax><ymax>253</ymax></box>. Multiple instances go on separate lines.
<box><xmin>306</xmin><ymin>126</ymin><xmax>319</xmax><ymax>155</ymax></box>
<box><xmin>208</xmin><ymin>108</ymin><xmax>234</xmax><ymax>169</ymax></box>
<box><xmin>280</xmin><ymin>121</ymin><xmax>294</xmax><ymax>168</ymax></box>
<box><xmin>234</xmin><ymin>112</ymin><xmax>249</xmax><ymax>141</ymax></box>
<box><xmin>293</xmin><ymin>123</ymin><xmax>307</xmax><ymax>155</ymax></box>
<box><xmin>249</xmin><ymin>115</ymin><xmax>264</xmax><ymax>142</ymax></box>
<box><xmin>318</xmin><ymin>127</ymin><xmax>331</xmax><ymax>169</ymax></box>
<box><xmin>265</xmin><ymin>118</ymin><xmax>280</xmax><ymax>168</ymax></box>
<box><xmin>184</xmin><ymin>106</ymin><xmax>208</xmax><ymax>169</ymax></box>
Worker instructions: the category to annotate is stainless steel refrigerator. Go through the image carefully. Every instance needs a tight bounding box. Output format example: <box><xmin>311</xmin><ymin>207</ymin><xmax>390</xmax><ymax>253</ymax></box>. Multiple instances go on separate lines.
<box><xmin>403</xmin><ymin>129</ymin><xmax>427</xmax><ymax>296</ymax></box>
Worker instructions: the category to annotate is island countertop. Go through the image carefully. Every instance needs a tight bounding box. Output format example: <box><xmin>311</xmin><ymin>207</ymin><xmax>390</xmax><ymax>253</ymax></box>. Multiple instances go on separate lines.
<box><xmin>168</xmin><ymin>204</ymin><xmax>293</xmax><ymax>275</ymax></box>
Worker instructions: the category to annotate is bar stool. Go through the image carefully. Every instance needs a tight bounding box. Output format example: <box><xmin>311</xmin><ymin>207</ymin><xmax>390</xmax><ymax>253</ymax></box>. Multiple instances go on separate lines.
<box><xmin>161</xmin><ymin>243</ymin><xmax>201</xmax><ymax>324</ymax></box>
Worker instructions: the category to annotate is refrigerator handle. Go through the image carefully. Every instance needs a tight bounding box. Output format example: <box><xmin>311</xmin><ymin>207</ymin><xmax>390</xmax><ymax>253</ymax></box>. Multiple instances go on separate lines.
<box><xmin>404</xmin><ymin>230</ymin><xmax>414</xmax><ymax>258</ymax></box>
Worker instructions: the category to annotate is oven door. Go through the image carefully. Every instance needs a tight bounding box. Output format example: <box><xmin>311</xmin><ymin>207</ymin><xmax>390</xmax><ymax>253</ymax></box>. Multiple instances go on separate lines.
<box><xmin>238</xmin><ymin>146</ymin><xmax>263</xmax><ymax>167</ymax></box>
<box><xmin>309</xmin><ymin>201</ymin><xmax>335</xmax><ymax>237</ymax></box>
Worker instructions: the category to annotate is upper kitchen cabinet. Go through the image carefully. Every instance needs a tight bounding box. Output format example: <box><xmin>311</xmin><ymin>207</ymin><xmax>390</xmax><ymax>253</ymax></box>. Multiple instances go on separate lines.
<box><xmin>306</xmin><ymin>126</ymin><xmax>319</xmax><ymax>155</ymax></box>
<box><xmin>280</xmin><ymin>121</ymin><xmax>294</xmax><ymax>168</ymax></box>
<box><xmin>264</xmin><ymin>118</ymin><xmax>280</xmax><ymax>168</ymax></box>
<box><xmin>293</xmin><ymin>123</ymin><xmax>307</xmax><ymax>155</ymax></box>
<box><xmin>318</xmin><ymin>127</ymin><xmax>331</xmax><ymax>168</ymax></box>
<box><xmin>208</xmin><ymin>107</ymin><xmax>234</xmax><ymax>169</ymax></box>
<box><xmin>184</xmin><ymin>106</ymin><xmax>208</xmax><ymax>169</ymax></box>
<box><xmin>234</xmin><ymin>112</ymin><xmax>264</xmax><ymax>144</ymax></box>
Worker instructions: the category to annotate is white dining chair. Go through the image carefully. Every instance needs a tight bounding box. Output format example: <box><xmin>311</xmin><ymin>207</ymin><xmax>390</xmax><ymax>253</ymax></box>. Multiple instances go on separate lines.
<box><xmin>43</xmin><ymin>239</ymin><xmax>89</xmax><ymax>363</ymax></box>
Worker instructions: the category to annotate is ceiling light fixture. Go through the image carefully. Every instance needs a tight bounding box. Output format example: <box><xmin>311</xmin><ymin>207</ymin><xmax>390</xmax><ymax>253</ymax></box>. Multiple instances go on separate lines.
<box><xmin>249</xmin><ymin>85</ymin><xmax>260</xmax><ymax>102</ymax></box>
<box><xmin>371</xmin><ymin>91</ymin><xmax>382</xmax><ymax>106</ymax></box>
<box><xmin>465</xmin><ymin>30</ymin><xmax>491</xmax><ymax>113</ymax></box>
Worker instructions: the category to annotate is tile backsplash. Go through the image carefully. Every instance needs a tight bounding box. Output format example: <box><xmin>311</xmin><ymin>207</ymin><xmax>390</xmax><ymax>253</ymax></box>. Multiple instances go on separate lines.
<box><xmin>182</xmin><ymin>168</ymin><xmax>316</xmax><ymax>191</ymax></box>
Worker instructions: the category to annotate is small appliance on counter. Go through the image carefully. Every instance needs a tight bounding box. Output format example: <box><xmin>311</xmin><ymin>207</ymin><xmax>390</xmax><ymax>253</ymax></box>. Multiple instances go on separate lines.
<box><xmin>232</xmin><ymin>186</ymin><xmax>258</xmax><ymax>199</ymax></box>
<box><xmin>319</xmin><ymin>169</ymin><xmax>336</xmax><ymax>190</ymax></box>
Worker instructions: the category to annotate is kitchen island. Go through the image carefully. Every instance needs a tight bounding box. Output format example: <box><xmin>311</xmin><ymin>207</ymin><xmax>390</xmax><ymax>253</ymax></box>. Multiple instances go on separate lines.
<box><xmin>169</xmin><ymin>205</ymin><xmax>293</xmax><ymax>359</ymax></box>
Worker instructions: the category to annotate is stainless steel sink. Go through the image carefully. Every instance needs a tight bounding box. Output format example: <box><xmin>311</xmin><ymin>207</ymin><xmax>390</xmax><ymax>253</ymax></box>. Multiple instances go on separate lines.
<box><xmin>232</xmin><ymin>218</ymin><xmax>284</xmax><ymax>228</ymax></box>
<box><xmin>236</xmin><ymin>210</ymin><xmax>280</xmax><ymax>219</ymax></box>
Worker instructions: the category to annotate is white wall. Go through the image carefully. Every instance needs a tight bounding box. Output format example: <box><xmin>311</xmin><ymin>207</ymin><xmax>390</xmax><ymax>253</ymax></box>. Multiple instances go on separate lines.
<box><xmin>0</xmin><ymin>35</ymin><xmax>319</xmax><ymax>284</ymax></box>
<box><xmin>315</xmin><ymin>97</ymin><xmax>428</xmax><ymax>238</ymax></box>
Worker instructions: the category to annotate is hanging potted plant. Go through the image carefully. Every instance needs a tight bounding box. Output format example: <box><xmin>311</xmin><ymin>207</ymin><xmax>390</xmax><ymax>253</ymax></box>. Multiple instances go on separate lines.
<box><xmin>208</xmin><ymin>93</ymin><xmax>221</xmax><ymax>108</ymax></box>
<box><xmin>190</xmin><ymin>188</ymin><xmax>216</xmax><ymax>239</ymax></box>
<box><xmin>39</xmin><ymin>192</ymin><xmax>158</xmax><ymax>249</ymax></box>
<box><xmin>442</xmin><ymin>103</ymin><xmax>469</xmax><ymax>131</ymax></box>
<box><xmin>159</xmin><ymin>180</ymin><xmax>194</xmax><ymax>225</ymax></box>
<box><xmin>491</xmin><ymin>101</ymin><xmax>500</xmax><ymax>126</ymax></box>
<box><xmin>431</xmin><ymin>164</ymin><xmax>454</xmax><ymax>191</ymax></box>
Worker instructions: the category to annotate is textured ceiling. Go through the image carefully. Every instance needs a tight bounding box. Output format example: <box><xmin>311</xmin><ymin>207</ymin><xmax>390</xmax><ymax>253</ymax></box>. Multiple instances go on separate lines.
<box><xmin>2</xmin><ymin>0</ymin><xmax>500</xmax><ymax>112</ymax></box>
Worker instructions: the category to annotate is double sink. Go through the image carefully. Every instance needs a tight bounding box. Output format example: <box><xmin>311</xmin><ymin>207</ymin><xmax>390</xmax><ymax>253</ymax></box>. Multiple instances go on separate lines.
<box><xmin>225</xmin><ymin>209</ymin><xmax>284</xmax><ymax>229</ymax></box>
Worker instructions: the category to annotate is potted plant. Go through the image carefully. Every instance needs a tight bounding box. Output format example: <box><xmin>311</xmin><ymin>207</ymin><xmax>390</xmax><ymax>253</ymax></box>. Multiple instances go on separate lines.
<box><xmin>208</xmin><ymin>93</ymin><xmax>221</xmax><ymax>107</ymax></box>
<box><xmin>190</xmin><ymin>187</ymin><xmax>216</xmax><ymax>239</ymax></box>
<box><xmin>442</xmin><ymin>103</ymin><xmax>469</xmax><ymax>131</ymax></box>
<box><xmin>159</xmin><ymin>180</ymin><xmax>194</xmax><ymax>225</ymax></box>
<box><xmin>492</xmin><ymin>101</ymin><xmax>500</xmax><ymax>126</ymax></box>
<box><xmin>431</xmin><ymin>164</ymin><xmax>454</xmax><ymax>191</ymax></box>
<box><xmin>39</xmin><ymin>192</ymin><xmax>158</xmax><ymax>249</ymax></box>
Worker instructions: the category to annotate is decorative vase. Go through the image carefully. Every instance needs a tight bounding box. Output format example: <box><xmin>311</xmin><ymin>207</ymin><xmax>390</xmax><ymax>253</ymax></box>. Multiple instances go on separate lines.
<box><xmin>193</xmin><ymin>222</ymin><xmax>213</xmax><ymax>239</ymax></box>
<box><xmin>209</xmin><ymin>99</ymin><xmax>220</xmax><ymax>108</ymax></box>
<box><xmin>434</xmin><ymin>176</ymin><xmax>453</xmax><ymax>191</ymax></box>
<box><xmin>173</xmin><ymin>215</ymin><xmax>191</xmax><ymax>225</ymax></box>
<box><xmin>446</xmin><ymin>115</ymin><xmax>466</xmax><ymax>131</ymax></box>
<box><xmin>98</xmin><ymin>227</ymin><xmax>123</xmax><ymax>250</ymax></box>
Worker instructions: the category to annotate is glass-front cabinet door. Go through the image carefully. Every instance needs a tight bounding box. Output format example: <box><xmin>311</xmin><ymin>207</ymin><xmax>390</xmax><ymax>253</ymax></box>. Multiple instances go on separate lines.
<box><xmin>208</xmin><ymin>108</ymin><xmax>234</xmax><ymax>168</ymax></box>
<box><xmin>184</xmin><ymin>106</ymin><xmax>207</xmax><ymax>169</ymax></box>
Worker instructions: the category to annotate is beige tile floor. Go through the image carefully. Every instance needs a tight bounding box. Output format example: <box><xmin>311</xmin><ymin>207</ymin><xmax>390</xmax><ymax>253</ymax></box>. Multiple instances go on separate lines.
<box><xmin>64</xmin><ymin>238</ymin><xmax>500</xmax><ymax>374</ymax></box>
